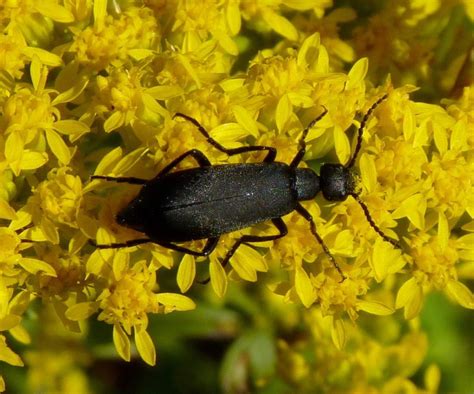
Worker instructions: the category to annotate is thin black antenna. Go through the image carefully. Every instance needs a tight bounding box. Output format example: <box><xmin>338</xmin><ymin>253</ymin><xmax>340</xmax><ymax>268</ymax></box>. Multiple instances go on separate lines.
<box><xmin>349</xmin><ymin>193</ymin><xmax>400</xmax><ymax>248</ymax></box>
<box><xmin>346</xmin><ymin>94</ymin><xmax>388</xmax><ymax>169</ymax></box>
<box><xmin>289</xmin><ymin>106</ymin><xmax>327</xmax><ymax>168</ymax></box>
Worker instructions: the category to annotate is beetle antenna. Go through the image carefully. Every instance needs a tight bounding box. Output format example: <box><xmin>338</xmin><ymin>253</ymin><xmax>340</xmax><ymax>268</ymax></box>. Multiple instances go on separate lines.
<box><xmin>346</xmin><ymin>94</ymin><xmax>388</xmax><ymax>169</ymax></box>
<box><xmin>349</xmin><ymin>192</ymin><xmax>400</xmax><ymax>248</ymax></box>
<box><xmin>290</xmin><ymin>106</ymin><xmax>327</xmax><ymax>168</ymax></box>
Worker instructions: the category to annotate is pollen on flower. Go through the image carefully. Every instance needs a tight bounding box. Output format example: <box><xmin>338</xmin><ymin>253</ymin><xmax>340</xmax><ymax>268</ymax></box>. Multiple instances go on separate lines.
<box><xmin>246</xmin><ymin>55</ymin><xmax>305</xmax><ymax>99</ymax></box>
<box><xmin>0</xmin><ymin>31</ymin><xmax>28</xmax><ymax>80</ymax></box>
<box><xmin>31</xmin><ymin>248</ymin><xmax>88</xmax><ymax>299</ymax></box>
<box><xmin>426</xmin><ymin>152</ymin><xmax>474</xmax><ymax>219</ymax></box>
<box><xmin>410</xmin><ymin>233</ymin><xmax>459</xmax><ymax>288</ymax></box>
<box><xmin>30</xmin><ymin>168</ymin><xmax>83</xmax><ymax>228</ymax></box>
<box><xmin>70</xmin><ymin>7</ymin><xmax>159</xmax><ymax>70</ymax></box>
<box><xmin>1</xmin><ymin>1</ymin><xmax>472</xmax><ymax>391</ymax></box>
<box><xmin>0</xmin><ymin>228</ymin><xmax>21</xmax><ymax>265</ymax></box>
<box><xmin>97</xmin><ymin>260</ymin><xmax>159</xmax><ymax>331</ymax></box>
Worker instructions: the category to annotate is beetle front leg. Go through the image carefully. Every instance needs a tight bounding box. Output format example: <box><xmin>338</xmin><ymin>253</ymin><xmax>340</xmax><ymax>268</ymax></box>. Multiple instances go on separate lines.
<box><xmin>295</xmin><ymin>203</ymin><xmax>345</xmax><ymax>281</ymax></box>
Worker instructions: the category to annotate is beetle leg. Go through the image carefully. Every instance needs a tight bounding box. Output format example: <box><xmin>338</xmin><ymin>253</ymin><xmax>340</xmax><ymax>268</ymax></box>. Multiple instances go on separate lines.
<box><xmin>156</xmin><ymin>237</ymin><xmax>219</xmax><ymax>256</ymax></box>
<box><xmin>90</xmin><ymin>238</ymin><xmax>152</xmax><ymax>248</ymax></box>
<box><xmin>90</xmin><ymin>175</ymin><xmax>148</xmax><ymax>185</ymax></box>
<box><xmin>198</xmin><ymin>218</ymin><xmax>288</xmax><ymax>284</ymax></box>
<box><xmin>156</xmin><ymin>149</ymin><xmax>212</xmax><ymax>178</ymax></box>
<box><xmin>295</xmin><ymin>203</ymin><xmax>345</xmax><ymax>281</ymax></box>
<box><xmin>174</xmin><ymin>112</ymin><xmax>277</xmax><ymax>162</ymax></box>
<box><xmin>90</xmin><ymin>237</ymin><xmax>220</xmax><ymax>256</ymax></box>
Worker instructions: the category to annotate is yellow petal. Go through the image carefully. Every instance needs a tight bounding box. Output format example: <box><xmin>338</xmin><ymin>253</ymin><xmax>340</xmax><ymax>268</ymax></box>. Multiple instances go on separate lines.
<box><xmin>276</xmin><ymin>94</ymin><xmax>292</xmax><ymax>133</ymax></box>
<box><xmin>19</xmin><ymin>151</ymin><xmax>48</xmax><ymax>171</ymax></box>
<box><xmin>392</xmin><ymin>193</ymin><xmax>426</xmax><ymax>229</ymax></box>
<box><xmin>445</xmin><ymin>280</ymin><xmax>474</xmax><ymax>309</ymax></box>
<box><xmin>346</xmin><ymin>58</ymin><xmax>368</xmax><ymax>90</ymax></box>
<box><xmin>357</xmin><ymin>300</ymin><xmax>394</xmax><ymax>315</ymax></box>
<box><xmin>210</xmin><ymin>123</ymin><xmax>248</xmax><ymax>143</ymax></box>
<box><xmin>145</xmin><ymin>85</ymin><xmax>184</xmax><ymax>100</ymax></box>
<box><xmin>35</xmin><ymin>2</ymin><xmax>74</xmax><ymax>23</ymax></box>
<box><xmin>112</xmin><ymin>251</ymin><xmax>129</xmax><ymax>281</ymax></box>
<box><xmin>334</xmin><ymin>125</ymin><xmax>351</xmax><ymax>165</ymax></box>
<box><xmin>331</xmin><ymin>318</ymin><xmax>346</xmax><ymax>350</ymax></box>
<box><xmin>210</xmin><ymin>259</ymin><xmax>227</xmax><ymax>298</ymax></box>
<box><xmin>403</xmin><ymin>106</ymin><xmax>415</xmax><ymax>141</ymax></box>
<box><xmin>0</xmin><ymin>315</ymin><xmax>21</xmax><ymax>331</ymax></box>
<box><xmin>9</xmin><ymin>291</ymin><xmax>31</xmax><ymax>316</ymax></box>
<box><xmin>18</xmin><ymin>258</ymin><xmax>57</xmax><ymax>277</ymax></box>
<box><xmin>226</xmin><ymin>3</ymin><xmax>241</xmax><ymax>35</ymax></box>
<box><xmin>22</xmin><ymin>47</ymin><xmax>63</xmax><ymax>67</ymax></box>
<box><xmin>45</xmin><ymin>128</ymin><xmax>71</xmax><ymax>164</ymax></box>
<box><xmin>231</xmin><ymin>249</ymin><xmax>257</xmax><ymax>282</ymax></box>
<box><xmin>104</xmin><ymin>111</ymin><xmax>125</xmax><ymax>133</ymax></box>
<box><xmin>295</xmin><ymin>265</ymin><xmax>316</xmax><ymax>308</ymax></box>
<box><xmin>156</xmin><ymin>293</ymin><xmax>196</xmax><ymax>312</ymax></box>
<box><xmin>113</xmin><ymin>324</ymin><xmax>131</xmax><ymax>362</ymax></box>
<box><xmin>437</xmin><ymin>211</ymin><xmax>449</xmax><ymax>251</ymax></box>
<box><xmin>53</xmin><ymin>120</ymin><xmax>90</xmax><ymax>135</ymax></box>
<box><xmin>65</xmin><ymin>302</ymin><xmax>99</xmax><ymax>320</ymax></box>
<box><xmin>0</xmin><ymin>337</ymin><xmax>24</xmax><ymax>366</ymax></box>
<box><xmin>232</xmin><ymin>105</ymin><xmax>259</xmax><ymax>138</ymax></box>
<box><xmin>177</xmin><ymin>254</ymin><xmax>196</xmax><ymax>293</ymax></box>
<box><xmin>52</xmin><ymin>75</ymin><xmax>89</xmax><ymax>105</ymax></box>
<box><xmin>396</xmin><ymin>278</ymin><xmax>423</xmax><ymax>319</ymax></box>
<box><xmin>217</xmin><ymin>34</ymin><xmax>239</xmax><ymax>56</ymax></box>
<box><xmin>262</xmin><ymin>9</ymin><xmax>298</xmax><ymax>40</ymax></box>
<box><xmin>92</xmin><ymin>147</ymin><xmax>122</xmax><ymax>176</ymax></box>
<box><xmin>239</xmin><ymin>244</ymin><xmax>267</xmax><ymax>272</ymax></box>
<box><xmin>297</xmin><ymin>33</ymin><xmax>320</xmax><ymax>68</ymax></box>
<box><xmin>9</xmin><ymin>324</ymin><xmax>31</xmax><ymax>345</ymax></box>
<box><xmin>135</xmin><ymin>328</ymin><xmax>156</xmax><ymax>366</ymax></box>
<box><xmin>359</xmin><ymin>153</ymin><xmax>377</xmax><ymax>192</ymax></box>
<box><xmin>0</xmin><ymin>199</ymin><xmax>17</xmax><ymax>220</ymax></box>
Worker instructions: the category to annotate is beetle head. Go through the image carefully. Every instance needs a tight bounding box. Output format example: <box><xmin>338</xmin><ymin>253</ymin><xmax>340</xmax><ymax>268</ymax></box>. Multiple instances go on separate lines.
<box><xmin>320</xmin><ymin>163</ymin><xmax>355</xmax><ymax>201</ymax></box>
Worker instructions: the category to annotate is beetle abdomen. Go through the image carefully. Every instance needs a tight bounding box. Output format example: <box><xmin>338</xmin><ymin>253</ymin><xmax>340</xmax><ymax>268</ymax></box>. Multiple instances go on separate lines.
<box><xmin>127</xmin><ymin>163</ymin><xmax>297</xmax><ymax>242</ymax></box>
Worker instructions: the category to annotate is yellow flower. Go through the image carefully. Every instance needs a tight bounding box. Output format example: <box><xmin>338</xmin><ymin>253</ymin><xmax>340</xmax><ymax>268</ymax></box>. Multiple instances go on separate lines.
<box><xmin>275</xmin><ymin>308</ymin><xmax>438</xmax><ymax>393</ymax></box>
<box><xmin>69</xmin><ymin>6</ymin><xmax>159</xmax><ymax>70</ymax></box>
<box><xmin>0</xmin><ymin>1</ymin><xmax>472</xmax><ymax>390</ymax></box>
<box><xmin>23</xmin><ymin>305</ymin><xmax>91</xmax><ymax>394</ymax></box>
<box><xmin>17</xmin><ymin>167</ymin><xmax>84</xmax><ymax>246</ymax></box>
<box><xmin>171</xmin><ymin>0</ymin><xmax>240</xmax><ymax>55</ymax></box>
<box><xmin>1</xmin><ymin>0</ymin><xmax>73</xmax><ymax>47</ymax></box>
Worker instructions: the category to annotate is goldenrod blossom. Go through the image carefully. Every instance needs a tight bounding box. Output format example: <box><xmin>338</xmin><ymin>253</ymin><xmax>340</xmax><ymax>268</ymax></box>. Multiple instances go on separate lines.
<box><xmin>0</xmin><ymin>1</ymin><xmax>472</xmax><ymax>392</ymax></box>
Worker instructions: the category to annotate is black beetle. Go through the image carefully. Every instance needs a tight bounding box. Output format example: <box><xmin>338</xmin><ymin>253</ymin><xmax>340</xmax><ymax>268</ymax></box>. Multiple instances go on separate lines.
<box><xmin>91</xmin><ymin>94</ymin><xmax>398</xmax><ymax>280</ymax></box>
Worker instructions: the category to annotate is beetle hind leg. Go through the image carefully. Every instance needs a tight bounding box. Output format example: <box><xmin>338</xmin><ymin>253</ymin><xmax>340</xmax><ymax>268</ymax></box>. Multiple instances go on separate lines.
<box><xmin>156</xmin><ymin>237</ymin><xmax>219</xmax><ymax>256</ymax></box>
<box><xmin>174</xmin><ymin>112</ymin><xmax>277</xmax><ymax>162</ymax></box>
<box><xmin>199</xmin><ymin>218</ymin><xmax>288</xmax><ymax>284</ymax></box>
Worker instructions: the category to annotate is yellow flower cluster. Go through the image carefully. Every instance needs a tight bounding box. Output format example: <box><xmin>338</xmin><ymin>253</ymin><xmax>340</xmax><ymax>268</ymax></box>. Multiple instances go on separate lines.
<box><xmin>0</xmin><ymin>0</ymin><xmax>472</xmax><ymax>392</ymax></box>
